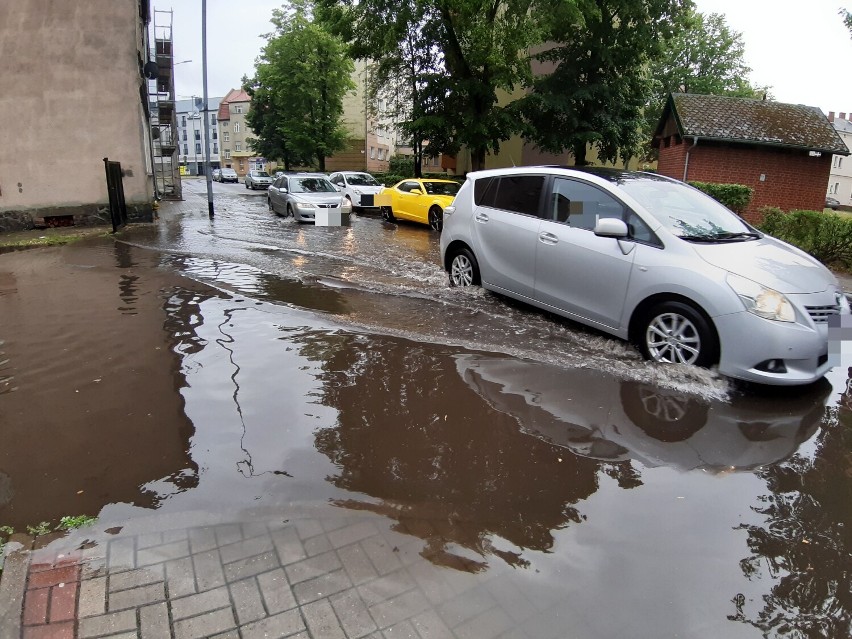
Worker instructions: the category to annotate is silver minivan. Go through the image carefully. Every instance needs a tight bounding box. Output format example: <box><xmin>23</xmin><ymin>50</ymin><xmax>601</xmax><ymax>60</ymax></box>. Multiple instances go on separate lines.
<box><xmin>439</xmin><ymin>167</ymin><xmax>849</xmax><ymax>386</ymax></box>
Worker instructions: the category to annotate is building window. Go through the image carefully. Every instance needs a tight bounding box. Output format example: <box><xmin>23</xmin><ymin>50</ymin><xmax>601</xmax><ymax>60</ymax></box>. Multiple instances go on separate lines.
<box><xmin>234</xmin><ymin>123</ymin><xmax>240</xmax><ymax>133</ymax></box>
<box><xmin>835</xmin><ymin>183</ymin><xmax>841</xmax><ymax>194</ymax></box>
<box><xmin>211</xmin><ymin>114</ymin><xmax>217</xmax><ymax>125</ymax></box>
<box><xmin>212</xmin><ymin>131</ymin><xmax>218</xmax><ymax>140</ymax></box>
<box><xmin>370</xmin><ymin>146</ymin><xmax>375</xmax><ymax>159</ymax></box>
<box><xmin>235</xmin><ymin>142</ymin><xmax>241</xmax><ymax>151</ymax></box>
<box><xmin>184</xmin><ymin>144</ymin><xmax>188</xmax><ymax>155</ymax></box>
<box><xmin>225</xmin><ymin>150</ymin><xmax>231</xmax><ymax>159</ymax></box>
<box><xmin>222</xmin><ymin>121</ymin><xmax>228</xmax><ymax>128</ymax></box>
<box><xmin>195</xmin><ymin>143</ymin><xmax>202</xmax><ymax>155</ymax></box>
<box><xmin>839</xmin><ymin>158</ymin><xmax>844</xmax><ymax>169</ymax></box>
<box><xmin>235</xmin><ymin>105</ymin><xmax>243</xmax><ymax>114</ymax></box>
<box><xmin>195</xmin><ymin>130</ymin><xmax>201</xmax><ymax>141</ymax></box>
<box><xmin>224</xmin><ymin>132</ymin><xmax>230</xmax><ymax>142</ymax></box>
<box><xmin>181</xmin><ymin>115</ymin><xmax>186</xmax><ymax>126</ymax></box>
<box><xmin>213</xmin><ymin>143</ymin><xmax>218</xmax><ymax>154</ymax></box>
<box><xmin>182</xmin><ymin>130</ymin><xmax>187</xmax><ymax>141</ymax></box>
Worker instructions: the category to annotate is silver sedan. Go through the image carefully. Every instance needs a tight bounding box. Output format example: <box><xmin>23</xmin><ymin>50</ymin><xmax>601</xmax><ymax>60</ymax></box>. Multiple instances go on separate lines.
<box><xmin>267</xmin><ymin>174</ymin><xmax>352</xmax><ymax>223</ymax></box>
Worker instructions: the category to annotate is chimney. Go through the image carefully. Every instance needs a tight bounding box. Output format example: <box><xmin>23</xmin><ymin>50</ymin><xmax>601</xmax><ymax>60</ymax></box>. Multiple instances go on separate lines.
<box><xmin>841</xmin><ymin>112</ymin><xmax>847</xmax><ymax>120</ymax></box>
<box><xmin>829</xmin><ymin>111</ymin><xmax>835</xmax><ymax>122</ymax></box>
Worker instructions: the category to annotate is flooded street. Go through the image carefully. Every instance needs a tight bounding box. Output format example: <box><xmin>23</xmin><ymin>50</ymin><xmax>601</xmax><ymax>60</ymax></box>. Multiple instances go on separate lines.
<box><xmin>2</xmin><ymin>179</ymin><xmax>851</xmax><ymax>637</ymax></box>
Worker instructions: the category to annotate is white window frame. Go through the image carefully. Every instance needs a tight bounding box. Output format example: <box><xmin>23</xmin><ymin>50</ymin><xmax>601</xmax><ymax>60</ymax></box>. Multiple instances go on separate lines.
<box><xmin>224</xmin><ymin>150</ymin><xmax>231</xmax><ymax>159</ymax></box>
<box><xmin>223</xmin><ymin>132</ymin><xmax>230</xmax><ymax>142</ymax></box>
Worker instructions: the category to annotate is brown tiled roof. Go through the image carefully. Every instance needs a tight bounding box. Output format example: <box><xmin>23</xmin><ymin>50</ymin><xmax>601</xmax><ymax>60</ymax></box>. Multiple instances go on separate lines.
<box><xmin>659</xmin><ymin>93</ymin><xmax>849</xmax><ymax>155</ymax></box>
<box><xmin>217</xmin><ymin>88</ymin><xmax>251</xmax><ymax>121</ymax></box>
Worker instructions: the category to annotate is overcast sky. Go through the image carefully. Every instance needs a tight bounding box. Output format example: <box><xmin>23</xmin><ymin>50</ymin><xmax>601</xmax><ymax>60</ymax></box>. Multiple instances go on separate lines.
<box><xmin>166</xmin><ymin>0</ymin><xmax>852</xmax><ymax>115</ymax></box>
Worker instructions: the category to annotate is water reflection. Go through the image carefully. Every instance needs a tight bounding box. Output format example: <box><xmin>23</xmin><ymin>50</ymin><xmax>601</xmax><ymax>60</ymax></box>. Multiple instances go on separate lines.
<box><xmin>457</xmin><ymin>355</ymin><xmax>829</xmax><ymax>472</ymax></box>
<box><xmin>731</xmin><ymin>368</ymin><xmax>852</xmax><ymax>637</ymax></box>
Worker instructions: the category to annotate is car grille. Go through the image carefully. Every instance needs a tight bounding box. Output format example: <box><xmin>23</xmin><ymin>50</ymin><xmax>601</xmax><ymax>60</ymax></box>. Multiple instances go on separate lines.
<box><xmin>806</xmin><ymin>304</ymin><xmax>841</xmax><ymax>323</ymax></box>
<box><xmin>316</xmin><ymin>204</ymin><xmax>339</xmax><ymax>208</ymax></box>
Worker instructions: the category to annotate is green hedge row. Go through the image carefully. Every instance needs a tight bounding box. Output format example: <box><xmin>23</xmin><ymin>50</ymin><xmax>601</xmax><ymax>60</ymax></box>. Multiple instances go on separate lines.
<box><xmin>370</xmin><ymin>172</ymin><xmax>463</xmax><ymax>187</ymax></box>
<box><xmin>689</xmin><ymin>181</ymin><xmax>753</xmax><ymax>214</ymax></box>
<box><xmin>758</xmin><ymin>207</ymin><xmax>852</xmax><ymax>268</ymax></box>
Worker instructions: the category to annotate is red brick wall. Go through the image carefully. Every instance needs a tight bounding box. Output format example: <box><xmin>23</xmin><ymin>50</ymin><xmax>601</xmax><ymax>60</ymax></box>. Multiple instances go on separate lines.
<box><xmin>657</xmin><ymin>138</ymin><xmax>832</xmax><ymax>222</ymax></box>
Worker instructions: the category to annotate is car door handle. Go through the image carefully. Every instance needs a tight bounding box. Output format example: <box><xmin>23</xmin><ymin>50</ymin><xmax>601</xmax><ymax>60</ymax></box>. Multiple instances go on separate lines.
<box><xmin>539</xmin><ymin>232</ymin><xmax>558</xmax><ymax>245</ymax></box>
<box><xmin>474</xmin><ymin>212</ymin><xmax>489</xmax><ymax>223</ymax></box>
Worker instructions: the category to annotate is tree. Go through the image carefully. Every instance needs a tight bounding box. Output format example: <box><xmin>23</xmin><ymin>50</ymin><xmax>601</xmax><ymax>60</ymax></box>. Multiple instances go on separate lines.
<box><xmin>317</xmin><ymin>0</ymin><xmax>547</xmax><ymax>171</ymax></box>
<box><xmin>842</xmin><ymin>8</ymin><xmax>852</xmax><ymax>36</ymax></box>
<box><xmin>244</xmin><ymin>2</ymin><xmax>354</xmax><ymax>172</ymax></box>
<box><xmin>642</xmin><ymin>9</ymin><xmax>768</xmax><ymax>158</ymax></box>
<box><xmin>516</xmin><ymin>0</ymin><xmax>688</xmax><ymax>166</ymax></box>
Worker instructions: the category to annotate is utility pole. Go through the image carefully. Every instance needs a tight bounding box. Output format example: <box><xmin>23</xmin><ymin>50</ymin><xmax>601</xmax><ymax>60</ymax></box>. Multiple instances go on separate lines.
<box><xmin>201</xmin><ymin>0</ymin><xmax>214</xmax><ymax>217</ymax></box>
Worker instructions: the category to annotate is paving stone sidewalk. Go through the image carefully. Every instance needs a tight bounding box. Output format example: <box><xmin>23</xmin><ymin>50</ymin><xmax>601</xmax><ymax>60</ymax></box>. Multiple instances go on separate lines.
<box><xmin>0</xmin><ymin>512</ymin><xmax>571</xmax><ymax>639</ymax></box>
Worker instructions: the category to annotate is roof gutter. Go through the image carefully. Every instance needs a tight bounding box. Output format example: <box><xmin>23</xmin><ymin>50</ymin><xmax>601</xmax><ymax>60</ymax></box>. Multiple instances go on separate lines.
<box><xmin>683</xmin><ymin>136</ymin><xmax>699</xmax><ymax>182</ymax></box>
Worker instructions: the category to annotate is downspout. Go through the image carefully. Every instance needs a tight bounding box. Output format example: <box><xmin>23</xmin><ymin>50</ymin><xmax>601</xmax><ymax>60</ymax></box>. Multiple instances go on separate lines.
<box><xmin>683</xmin><ymin>136</ymin><xmax>699</xmax><ymax>182</ymax></box>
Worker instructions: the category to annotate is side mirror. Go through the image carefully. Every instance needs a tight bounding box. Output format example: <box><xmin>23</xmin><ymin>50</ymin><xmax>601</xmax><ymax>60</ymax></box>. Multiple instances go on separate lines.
<box><xmin>280</xmin><ymin>187</ymin><xmax>288</xmax><ymax>194</ymax></box>
<box><xmin>594</xmin><ymin>218</ymin><xmax>628</xmax><ymax>238</ymax></box>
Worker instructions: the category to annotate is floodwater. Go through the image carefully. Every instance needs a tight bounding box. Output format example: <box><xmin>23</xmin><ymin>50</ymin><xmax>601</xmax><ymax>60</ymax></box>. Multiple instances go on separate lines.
<box><xmin>2</xmin><ymin>179</ymin><xmax>851</xmax><ymax>637</ymax></box>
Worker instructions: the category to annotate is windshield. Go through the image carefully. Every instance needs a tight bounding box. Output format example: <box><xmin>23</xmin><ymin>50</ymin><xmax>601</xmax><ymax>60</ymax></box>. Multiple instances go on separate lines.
<box><xmin>253</xmin><ymin>171</ymin><xmax>271</xmax><ymax>178</ymax></box>
<box><xmin>289</xmin><ymin>177</ymin><xmax>337</xmax><ymax>193</ymax></box>
<box><xmin>346</xmin><ymin>173</ymin><xmax>379</xmax><ymax>186</ymax></box>
<box><xmin>618</xmin><ymin>177</ymin><xmax>754</xmax><ymax>239</ymax></box>
<box><xmin>423</xmin><ymin>181</ymin><xmax>461</xmax><ymax>196</ymax></box>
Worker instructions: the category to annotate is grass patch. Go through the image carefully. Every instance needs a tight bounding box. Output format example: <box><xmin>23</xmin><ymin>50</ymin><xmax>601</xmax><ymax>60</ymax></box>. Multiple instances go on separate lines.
<box><xmin>0</xmin><ymin>228</ymin><xmax>109</xmax><ymax>251</ymax></box>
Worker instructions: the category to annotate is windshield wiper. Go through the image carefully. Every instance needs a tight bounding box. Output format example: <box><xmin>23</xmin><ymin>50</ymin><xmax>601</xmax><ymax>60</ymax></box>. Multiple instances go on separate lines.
<box><xmin>679</xmin><ymin>232</ymin><xmax>761</xmax><ymax>243</ymax></box>
<box><xmin>712</xmin><ymin>232</ymin><xmax>761</xmax><ymax>241</ymax></box>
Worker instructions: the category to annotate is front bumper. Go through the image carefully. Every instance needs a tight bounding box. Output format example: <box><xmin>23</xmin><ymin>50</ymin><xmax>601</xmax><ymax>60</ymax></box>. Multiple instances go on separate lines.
<box><xmin>715</xmin><ymin>308</ymin><xmax>839</xmax><ymax>385</ymax></box>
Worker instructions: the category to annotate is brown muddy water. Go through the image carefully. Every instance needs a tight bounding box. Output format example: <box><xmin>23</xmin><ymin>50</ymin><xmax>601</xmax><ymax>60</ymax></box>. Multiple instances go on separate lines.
<box><xmin>2</xmin><ymin>190</ymin><xmax>852</xmax><ymax>637</ymax></box>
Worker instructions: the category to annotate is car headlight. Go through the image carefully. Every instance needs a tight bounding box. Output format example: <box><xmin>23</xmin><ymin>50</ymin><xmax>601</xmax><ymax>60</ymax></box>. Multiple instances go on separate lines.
<box><xmin>352</xmin><ymin>188</ymin><xmax>362</xmax><ymax>195</ymax></box>
<box><xmin>341</xmin><ymin>198</ymin><xmax>353</xmax><ymax>213</ymax></box>
<box><xmin>296</xmin><ymin>202</ymin><xmax>316</xmax><ymax>210</ymax></box>
<box><xmin>726</xmin><ymin>273</ymin><xmax>795</xmax><ymax>322</ymax></box>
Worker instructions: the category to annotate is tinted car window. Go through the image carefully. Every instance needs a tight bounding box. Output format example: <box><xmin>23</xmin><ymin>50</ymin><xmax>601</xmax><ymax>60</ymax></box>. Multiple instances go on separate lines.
<box><xmin>423</xmin><ymin>181</ymin><xmax>460</xmax><ymax>196</ymax></box>
<box><xmin>398</xmin><ymin>181</ymin><xmax>420</xmax><ymax>193</ymax></box>
<box><xmin>346</xmin><ymin>173</ymin><xmax>379</xmax><ymax>186</ymax></box>
<box><xmin>474</xmin><ymin>177</ymin><xmax>494</xmax><ymax>205</ymax></box>
<box><xmin>491</xmin><ymin>175</ymin><xmax>545</xmax><ymax>217</ymax></box>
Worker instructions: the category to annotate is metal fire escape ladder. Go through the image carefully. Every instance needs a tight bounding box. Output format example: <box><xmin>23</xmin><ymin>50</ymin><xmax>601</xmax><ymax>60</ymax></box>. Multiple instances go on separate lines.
<box><xmin>148</xmin><ymin>8</ymin><xmax>182</xmax><ymax>200</ymax></box>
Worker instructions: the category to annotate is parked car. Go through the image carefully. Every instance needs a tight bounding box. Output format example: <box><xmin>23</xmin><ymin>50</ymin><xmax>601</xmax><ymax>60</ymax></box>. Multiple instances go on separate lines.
<box><xmin>826</xmin><ymin>196</ymin><xmax>840</xmax><ymax>210</ymax></box>
<box><xmin>245</xmin><ymin>170</ymin><xmax>274</xmax><ymax>190</ymax></box>
<box><xmin>328</xmin><ymin>171</ymin><xmax>384</xmax><ymax>212</ymax></box>
<box><xmin>374</xmin><ymin>179</ymin><xmax>461</xmax><ymax>231</ymax></box>
<box><xmin>219</xmin><ymin>168</ymin><xmax>238</xmax><ymax>183</ymax></box>
<box><xmin>439</xmin><ymin>166</ymin><xmax>849</xmax><ymax>386</ymax></box>
<box><xmin>212</xmin><ymin>169</ymin><xmax>222</xmax><ymax>182</ymax></box>
<box><xmin>267</xmin><ymin>173</ymin><xmax>352</xmax><ymax>222</ymax></box>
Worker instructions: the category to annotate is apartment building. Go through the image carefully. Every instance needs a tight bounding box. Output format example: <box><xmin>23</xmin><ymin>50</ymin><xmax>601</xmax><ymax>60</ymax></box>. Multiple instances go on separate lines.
<box><xmin>177</xmin><ymin>97</ymin><xmax>222</xmax><ymax>176</ymax></box>
<box><xmin>827</xmin><ymin>111</ymin><xmax>852</xmax><ymax>207</ymax></box>
<box><xmin>218</xmin><ymin>89</ymin><xmax>262</xmax><ymax>177</ymax></box>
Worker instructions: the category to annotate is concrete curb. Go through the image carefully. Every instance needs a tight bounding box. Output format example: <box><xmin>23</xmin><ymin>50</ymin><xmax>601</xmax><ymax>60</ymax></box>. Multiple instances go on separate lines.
<box><xmin>0</xmin><ymin>543</ymin><xmax>30</xmax><ymax>638</ymax></box>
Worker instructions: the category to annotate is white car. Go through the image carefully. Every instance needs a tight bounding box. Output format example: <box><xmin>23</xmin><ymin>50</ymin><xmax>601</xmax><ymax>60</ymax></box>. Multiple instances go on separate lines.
<box><xmin>328</xmin><ymin>171</ymin><xmax>383</xmax><ymax>211</ymax></box>
<box><xmin>440</xmin><ymin>166</ymin><xmax>850</xmax><ymax>386</ymax></box>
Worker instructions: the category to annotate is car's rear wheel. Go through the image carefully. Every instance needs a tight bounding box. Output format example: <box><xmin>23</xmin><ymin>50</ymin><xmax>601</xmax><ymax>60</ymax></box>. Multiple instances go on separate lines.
<box><xmin>428</xmin><ymin>206</ymin><xmax>443</xmax><ymax>232</ymax></box>
<box><xmin>245</xmin><ymin>182</ymin><xmax>249</xmax><ymax>189</ymax></box>
<box><xmin>381</xmin><ymin>206</ymin><xmax>395</xmax><ymax>222</ymax></box>
<box><xmin>448</xmin><ymin>248</ymin><xmax>480</xmax><ymax>287</ymax></box>
<box><xmin>639</xmin><ymin>301</ymin><xmax>718</xmax><ymax>367</ymax></box>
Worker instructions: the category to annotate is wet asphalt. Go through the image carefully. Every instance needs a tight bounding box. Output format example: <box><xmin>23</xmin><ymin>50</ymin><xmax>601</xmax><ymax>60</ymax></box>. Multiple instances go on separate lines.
<box><xmin>1</xmin><ymin>178</ymin><xmax>851</xmax><ymax>637</ymax></box>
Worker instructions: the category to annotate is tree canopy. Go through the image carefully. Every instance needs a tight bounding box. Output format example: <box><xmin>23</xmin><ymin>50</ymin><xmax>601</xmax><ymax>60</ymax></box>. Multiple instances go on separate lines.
<box><xmin>244</xmin><ymin>2</ymin><xmax>354</xmax><ymax>171</ymax></box>
<box><xmin>516</xmin><ymin>0</ymin><xmax>687</xmax><ymax>166</ymax></box>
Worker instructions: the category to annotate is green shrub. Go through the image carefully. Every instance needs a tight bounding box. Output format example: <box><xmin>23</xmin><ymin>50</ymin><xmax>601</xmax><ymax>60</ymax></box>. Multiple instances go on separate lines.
<box><xmin>689</xmin><ymin>181</ymin><xmax>753</xmax><ymax>214</ymax></box>
<box><xmin>371</xmin><ymin>173</ymin><xmax>405</xmax><ymax>187</ymax></box>
<box><xmin>388</xmin><ymin>156</ymin><xmax>414</xmax><ymax>176</ymax></box>
<box><xmin>757</xmin><ymin>207</ymin><xmax>852</xmax><ymax>268</ymax></box>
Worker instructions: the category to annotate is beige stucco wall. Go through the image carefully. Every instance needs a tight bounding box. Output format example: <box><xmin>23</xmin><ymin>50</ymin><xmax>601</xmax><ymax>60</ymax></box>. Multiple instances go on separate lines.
<box><xmin>0</xmin><ymin>0</ymin><xmax>152</xmax><ymax>218</ymax></box>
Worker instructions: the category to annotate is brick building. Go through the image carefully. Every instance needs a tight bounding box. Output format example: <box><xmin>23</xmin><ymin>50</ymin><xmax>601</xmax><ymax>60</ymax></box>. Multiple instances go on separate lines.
<box><xmin>653</xmin><ymin>93</ymin><xmax>848</xmax><ymax>222</ymax></box>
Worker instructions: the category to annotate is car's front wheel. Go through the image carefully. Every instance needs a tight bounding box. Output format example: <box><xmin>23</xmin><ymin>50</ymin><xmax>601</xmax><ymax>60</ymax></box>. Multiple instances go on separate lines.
<box><xmin>428</xmin><ymin>206</ymin><xmax>443</xmax><ymax>232</ymax></box>
<box><xmin>448</xmin><ymin>248</ymin><xmax>480</xmax><ymax>287</ymax></box>
<box><xmin>638</xmin><ymin>301</ymin><xmax>718</xmax><ymax>367</ymax></box>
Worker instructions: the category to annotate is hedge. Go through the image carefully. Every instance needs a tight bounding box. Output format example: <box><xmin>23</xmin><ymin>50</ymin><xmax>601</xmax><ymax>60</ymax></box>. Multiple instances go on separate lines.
<box><xmin>688</xmin><ymin>181</ymin><xmax>753</xmax><ymax>214</ymax></box>
<box><xmin>758</xmin><ymin>207</ymin><xmax>852</xmax><ymax>268</ymax></box>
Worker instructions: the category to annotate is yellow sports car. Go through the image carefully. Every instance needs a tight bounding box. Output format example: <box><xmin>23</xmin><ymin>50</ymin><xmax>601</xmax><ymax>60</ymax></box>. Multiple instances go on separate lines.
<box><xmin>374</xmin><ymin>178</ymin><xmax>461</xmax><ymax>231</ymax></box>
